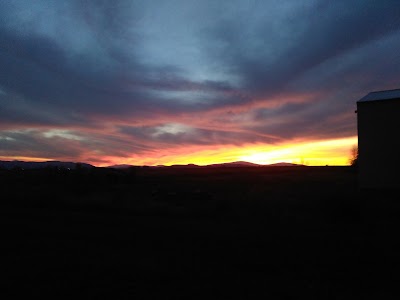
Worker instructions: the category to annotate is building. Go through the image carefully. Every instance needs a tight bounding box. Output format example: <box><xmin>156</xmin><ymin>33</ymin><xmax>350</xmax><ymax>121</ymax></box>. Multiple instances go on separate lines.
<box><xmin>357</xmin><ymin>89</ymin><xmax>400</xmax><ymax>189</ymax></box>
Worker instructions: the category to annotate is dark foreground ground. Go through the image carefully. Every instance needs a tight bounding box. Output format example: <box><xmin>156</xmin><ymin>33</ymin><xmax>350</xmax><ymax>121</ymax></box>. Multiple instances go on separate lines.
<box><xmin>1</xmin><ymin>166</ymin><xmax>399</xmax><ymax>299</ymax></box>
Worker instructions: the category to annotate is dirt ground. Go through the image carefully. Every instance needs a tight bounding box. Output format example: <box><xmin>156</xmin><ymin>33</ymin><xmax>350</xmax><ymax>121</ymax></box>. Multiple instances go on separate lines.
<box><xmin>1</xmin><ymin>166</ymin><xmax>399</xmax><ymax>299</ymax></box>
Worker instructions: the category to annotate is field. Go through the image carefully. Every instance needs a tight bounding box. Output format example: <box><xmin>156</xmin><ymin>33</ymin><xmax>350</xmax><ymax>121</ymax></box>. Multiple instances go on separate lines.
<box><xmin>1</xmin><ymin>166</ymin><xmax>399</xmax><ymax>299</ymax></box>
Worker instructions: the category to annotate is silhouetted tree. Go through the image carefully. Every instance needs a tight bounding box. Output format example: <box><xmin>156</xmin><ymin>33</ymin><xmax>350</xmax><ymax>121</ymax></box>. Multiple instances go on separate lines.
<box><xmin>349</xmin><ymin>145</ymin><xmax>358</xmax><ymax>167</ymax></box>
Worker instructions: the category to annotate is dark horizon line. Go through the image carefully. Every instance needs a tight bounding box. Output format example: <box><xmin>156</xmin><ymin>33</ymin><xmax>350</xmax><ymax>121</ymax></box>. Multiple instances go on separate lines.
<box><xmin>0</xmin><ymin>159</ymin><xmax>352</xmax><ymax>170</ymax></box>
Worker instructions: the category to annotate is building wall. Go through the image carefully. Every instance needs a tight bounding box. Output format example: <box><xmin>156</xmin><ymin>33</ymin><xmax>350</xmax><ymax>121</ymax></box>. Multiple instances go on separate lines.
<box><xmin>357</xmin><ymin>99</ymin><xmax>400</xmax><ymax>188</ymax></box>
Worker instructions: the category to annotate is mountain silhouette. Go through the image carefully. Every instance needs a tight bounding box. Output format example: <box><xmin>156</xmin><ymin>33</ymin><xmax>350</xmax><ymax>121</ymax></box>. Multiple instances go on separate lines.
<box><xmin>0</xmin><ymin>160</ymin><xmax>94</xmax><ymax>170</ymax></box>
<box><xmin>1</xmin><ymin>160</ymin><xmax>305</xmax><ymax>170</ymax></box>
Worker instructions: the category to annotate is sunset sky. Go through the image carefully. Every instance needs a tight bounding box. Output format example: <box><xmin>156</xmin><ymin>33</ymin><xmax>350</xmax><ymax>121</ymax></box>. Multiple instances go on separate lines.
<box><xmin>1</xmin><ymin>1</ymin><xmax>399</xmax><ymax>166</ymax></box>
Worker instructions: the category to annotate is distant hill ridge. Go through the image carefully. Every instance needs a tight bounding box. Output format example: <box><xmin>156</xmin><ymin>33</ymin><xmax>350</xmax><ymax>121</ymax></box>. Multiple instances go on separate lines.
<box><xmin>206</xmin><ymin>161</ymin><xmax>261</xmax><ymax>168</ymax></box>
<box><xmin>205</xmin><ymin>161</ymin><xmax>304</xmax><ymax>168</ymax></box>
<box><xmin>108</xmin><ymin>161</ymin><xmax>305</xmax><ymax>168</ymax></box>
<box><xmin>0</xmin><ymin>160</ymin><xmax>94</xmax><ymax>170</ymax></box>
<box><xmin>0</xmin><ymin>160</ymin><xmax>304</xmax><ymax>170</ymax></box>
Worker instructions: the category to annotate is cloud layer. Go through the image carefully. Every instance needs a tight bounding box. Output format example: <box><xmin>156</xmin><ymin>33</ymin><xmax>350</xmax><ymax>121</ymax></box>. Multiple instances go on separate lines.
<box><xmin>1</xmin><ymin>1</ymin><xmax>399</xmax><ymax>165</ymax></box>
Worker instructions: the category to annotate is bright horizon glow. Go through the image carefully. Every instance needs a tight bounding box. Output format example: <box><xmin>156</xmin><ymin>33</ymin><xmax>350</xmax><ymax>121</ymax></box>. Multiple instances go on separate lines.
<box><xmin>0</xmin><ymin>136</ymin><xmax>357</xmax><ymax>167</ymax></box>
<box><xmin>0</xmin><ymin>156</ymin><xmax>53</xmax><ymax>162</ymax></box>
<box><xmin>89</xmin><ymin>136</ymin><xmax>357</xmax><ymax>167</ymax></box>
<box><xmin>238</xmin><ymin>136</ymin><xmax>357</xmax><ymax>166</ymax></box>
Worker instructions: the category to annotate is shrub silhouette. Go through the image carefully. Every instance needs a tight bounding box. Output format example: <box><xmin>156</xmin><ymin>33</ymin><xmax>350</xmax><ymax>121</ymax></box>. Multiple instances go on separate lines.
<box><xmin>349</xmin><ymin>145</ymin><xmax>358</xmax><ymax>167</ymax></box>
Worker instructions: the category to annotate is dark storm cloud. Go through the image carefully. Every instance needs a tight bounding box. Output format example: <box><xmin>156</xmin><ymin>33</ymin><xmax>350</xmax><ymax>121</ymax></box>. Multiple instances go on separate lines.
<box><xmin>1</xmin><ymin>0</ymin><xmax>399</xmax><ymax>163</ymax></box>
<box><xmin>0</xmin><ymin>129</ymin><xmax>83</xmax><ymax>159</ymax></box>
<box><xmin>119</xmin><ymin>123</ymin><xmax>278</xmax><ymax>147</ymax></box>
<box><xmin>0</xmin><ymin>4</ymin><xmax>239</xmax><ymax>127</ymax></box>
<box><xmin>196</xmin><ymin>0</ymin><xmax>400</xmax><ymax>142</ymax></box>
<box><xmin>248</xmin><ymin>100</ymin><xmax>356</xmax><ymax>141</ymax></box>
<box><xmin>0</xmin><ymin>11</ymin><xmax>155</xmax><ymax>120</ymax></box>
<box><xmin>204</xmin><ymin>0</ymin><xmax>400</xmax><ymax>93</ymax></box>
<box><xmin>0</xmin><ymin>127</ymin><xmax>155</xmax><ymax>161</ymax></box>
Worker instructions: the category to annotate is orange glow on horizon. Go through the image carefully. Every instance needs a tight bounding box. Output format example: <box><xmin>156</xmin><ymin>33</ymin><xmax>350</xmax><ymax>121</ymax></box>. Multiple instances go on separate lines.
<box><xmin>0</xmin><ymin>156</ymin><xmax>53</xmax><ymax>162</ymax></box>
<box><xmin>0</xmin><ymin>136</ymin><xmax>357</xmax><ymax>167</ymax></box>
<box><xmin>95</xmin><ymin>136</ymin><xmax>358</xmax><ymax>167</ymax></box>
